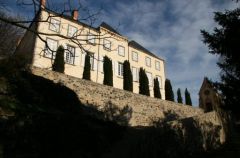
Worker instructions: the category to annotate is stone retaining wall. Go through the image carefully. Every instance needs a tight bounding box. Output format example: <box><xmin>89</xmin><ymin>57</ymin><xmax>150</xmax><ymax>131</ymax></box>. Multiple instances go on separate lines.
<box><xmin>31</xmin><ymin>67</ymin><xmax>204</xmax><ymax>126</ymax></box>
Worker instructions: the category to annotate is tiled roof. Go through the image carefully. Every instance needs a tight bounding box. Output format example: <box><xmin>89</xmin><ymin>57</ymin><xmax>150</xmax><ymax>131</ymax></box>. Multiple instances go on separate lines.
<box><xmin>99</xmin><ymin>22</ymin><xmax>121</xmax><ymax>35</ymax></box>
<box><xmin>129</xmin><ymin>40</ymin><xmax>163</xmax><ymax>61</ymax></box>
<box><xmin>41</xmin><ymin>9</ymin><xmax>163</xmax><ymax>61</ymax></box>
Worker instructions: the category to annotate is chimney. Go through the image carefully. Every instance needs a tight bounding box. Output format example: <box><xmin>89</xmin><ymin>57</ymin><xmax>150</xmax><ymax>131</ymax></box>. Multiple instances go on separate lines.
<box><xmin>40</xmin><ymin>0</ymin><xmax>46</xmax><ymax>8</ymax></box>
<box><xmin>72</xmin><ymin>10</ymin><xmax>78</xmax><ymax>20</ymax></box>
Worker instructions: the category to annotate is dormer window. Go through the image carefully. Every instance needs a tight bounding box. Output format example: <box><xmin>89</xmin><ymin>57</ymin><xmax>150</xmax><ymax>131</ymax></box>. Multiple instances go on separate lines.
<box><xmin>49</xmin><ymin>18</ymin><xmax>60</xmax><ymax>32</ymax></box>
<box><xmin>68</xmin><ymin>25</ymin><xmax>77</xmax><ymax>37</ymax></box>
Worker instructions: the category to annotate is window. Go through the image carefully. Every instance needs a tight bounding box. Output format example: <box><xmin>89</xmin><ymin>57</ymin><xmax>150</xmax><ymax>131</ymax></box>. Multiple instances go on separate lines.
<box><xmin>89</xmin><ymin>53</ymin><xmax>94</xmax><ymax>70</ymax></box>
<box><xmin>146</xmin><ymin>72</ymin><xmax>153</xmax><ymax>86</ymax></box>
<box><xmin>132</xmin><ymin>51</ymin><xmax>138</xmax><ymax>62</ymax></box>
<box><xmin>118</xmin><ymin>46</ymin><xmax>125</xmax><ymax>56</ymax></box>
<box><xmin>68</xmin><ymin>25</ymin><xmax>77</xmax><ymax>37</ymax></box>
<box><xmin>49</xmin><ymin>18</ymin><xmax>60</xmax><ymax>32</ymax></box>
<box><xmin>118</xmin><ymin>62</ymin><xmax>123</xmax><ymax>77</ymax></box>
<box><xmin>103</xmin><ymin>39</ymin><xmax>111</xmax><ymax>50</ymax></box>
<box><xmin>87</xmin><ymin>33</ymin><xmax>95</xmax><ymax>44</ymax></box>
<box><xmin>156</xmin><ymin>76</ymin><xmax>162</xmax><ymax>88</ymax></box>
<box><xmin>65</xmin><ymin>45</ymin><xmax>75</xmax><ymax>64</ymax></box>
<box><xmin>132</xmin><ymin>67</ymin><xmax>139</xmax><ymax>81</ymax></box>
<box><xmin>145</xmin><ymin>57</ymin><xmax>151</xmax><ymax>67</ymax></box>
<box><xmin>155</xmin><ymin>61</ymin><xmax>160</xmax><ymax>71</ymax></box>
<box><xmin>44</xmin><ymin>38</ymin><xmax>58</xmax><ymax>59</ymax></box>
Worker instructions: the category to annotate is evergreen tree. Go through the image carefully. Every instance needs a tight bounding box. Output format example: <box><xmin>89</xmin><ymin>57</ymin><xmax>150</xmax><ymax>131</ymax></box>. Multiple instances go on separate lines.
<box><xmin>52</xmin><ymin>45</ymin><xmax>65</xmax><ymax>73</ymax></box>
<box><xmin>154</xmin><ymin>78</ymin><xmax>161</xmax><ymax>99</ymax></box>
<box><xmin>82</xmin><ymin>53</ymin><xmax>91</xmax><ymax>80</ymax></box>
<box><xmin>201</xmin><ymin>8</ymin><xmax>240</xmax><ymax>117</ymax></box>
<box><xmin>177</xmin><ymin>88</ymin><xmax>183</xmax><ymax>104</ymax></box>
<box><xmin>165</xmin><ymin>79</ymin><xmax>174</xmax><ymax>101</ymax></box>
<box><xmin>139</xmin><ymin>67</ymin><xmax>150</xmax><ymax>96</ymax></box>
<box><xmin>185</xmin><ymin>88</ymin><xmax>192</xmax><ymax>106</ymax></box>
<box><xmin>123</xmin><ymin>60</ymin><xmax>133</xmax><ymax>91</ymax></box>
<box><xmin>103</xmin><ymin>56</ymin><xmax>113</xmax><ymax>86</ymax></box>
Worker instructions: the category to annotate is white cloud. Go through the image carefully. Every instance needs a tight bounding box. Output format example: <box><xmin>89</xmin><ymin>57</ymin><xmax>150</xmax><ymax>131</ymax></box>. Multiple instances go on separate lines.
<box><xmin>88</xmin><ymin>0</ymin><xmax>238</xmax><ymax>106</ymax></box>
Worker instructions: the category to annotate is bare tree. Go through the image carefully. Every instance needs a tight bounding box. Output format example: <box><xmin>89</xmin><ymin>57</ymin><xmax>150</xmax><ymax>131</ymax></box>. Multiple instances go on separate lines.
<box><xmin>0</xmin><ymin>0</ymin><xmax>119</xmax><ymax>68</ymax></box>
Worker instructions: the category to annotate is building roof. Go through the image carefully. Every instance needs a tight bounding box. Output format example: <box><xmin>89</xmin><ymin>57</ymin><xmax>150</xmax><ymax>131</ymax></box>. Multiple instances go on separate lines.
<box><xmin>42</xmin><ymin>8</ymin><xmax>99</xmax><ymax>32</ymax></box>
<box><xmin>41</xmin><ymin>8</ymin><xmax>163</xmax><ymax>61</ymax></box>
<box><xmin>99</xmin><ymin>22</ymin><xmax>121</xmax><ymax>36</ymax></box>
<box><xmin>129</xmin><ymin>40</ymin><xmax>163</xmax><ymax>61</ymax></box>
<box><xmin>199</xmin><ymin>77</ymin><xmax>216</xmax><ymax>94</ymax></box>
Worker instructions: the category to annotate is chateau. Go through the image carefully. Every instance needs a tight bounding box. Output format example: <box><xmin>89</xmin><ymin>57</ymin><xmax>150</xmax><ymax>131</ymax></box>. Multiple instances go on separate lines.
<box><xmin>16</xmin><ymin>0</ymin><xmax>166</xmax><ymax>98</ymax></box>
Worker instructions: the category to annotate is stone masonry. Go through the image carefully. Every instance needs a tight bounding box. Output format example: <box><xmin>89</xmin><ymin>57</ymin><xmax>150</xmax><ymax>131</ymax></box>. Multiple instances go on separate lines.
<box><xmin>31</xmin><ymin>67</ymin><xmax>204</xmax><ymax>126</ymax></box>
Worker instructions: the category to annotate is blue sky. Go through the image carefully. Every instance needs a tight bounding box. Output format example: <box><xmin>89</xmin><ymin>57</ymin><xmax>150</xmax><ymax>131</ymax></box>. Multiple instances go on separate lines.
<box><xmin>2</xmin><ymin>0</ymin><xmax>239</xmax><ymax>106</ymax></box>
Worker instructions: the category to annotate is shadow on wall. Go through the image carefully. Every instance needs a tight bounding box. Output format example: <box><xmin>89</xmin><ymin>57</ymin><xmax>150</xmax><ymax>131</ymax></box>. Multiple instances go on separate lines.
<box><xmin>0</xmin><ymin>62</ymin><xmax>223</xmax><ymax>158</ymax></box>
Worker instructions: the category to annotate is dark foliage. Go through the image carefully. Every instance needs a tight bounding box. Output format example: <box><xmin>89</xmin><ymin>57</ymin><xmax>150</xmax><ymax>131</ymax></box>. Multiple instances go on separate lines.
<box><xmin>185</xmin><ymin>88</ymin><xmax>192</xmax><ymax>106</ymax></box>
<box><xmin>177</xmin><ymin>88</ymin><xmax>183</xmax><ymax>104</ymax></box>
<box><xmin>123</xmin><ymin>60</ymin><xmax>133</xmax><ymax>91</ymax></box>
<box><xmin>139</xmin><ymin>67</ymin><xmax>150</xmax><ymax>96</ymax></box>
<box><xmin>201</xmin><ymin>8</ymin><xmax>240</xmax><ymax>118</ymax></box>
<box><xmin>165</xmin><ymin>79</ymin><xmax>174</xmax><ymax>101</ymax></box>
<box><xmin>103</xmin><ymin>101</ymin><xmax>132</xmax><ymax>126</ymax></box>
<box><xmin>82</xmin><ymin>53</ymin><xmax>91</xmax><ymax>80</ymax></box>
<box><xmin>153</xmin><ymin>78</ymin><xmax>161</xmax><ymax>99</ymax></box>
<box><xmin>52</xmin><ymin>45</ymin><xmax>65</xmax><ymax>73</ymax></box>
<box><xmin>103</xmin><ymin>56</ymin><xmax>113</xmax><ymax>86</ymax></box>
<box><xmin>0</xmin><ymin>11</ymin><xmax>24</xmax><ymax>56</ymax></box>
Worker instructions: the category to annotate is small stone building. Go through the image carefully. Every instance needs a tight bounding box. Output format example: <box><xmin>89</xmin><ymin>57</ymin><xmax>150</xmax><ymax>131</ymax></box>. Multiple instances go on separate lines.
<box><xmin>199</xmin><ymin>77</ymin><xmax>222</xmax><ymax>112</ymax></box>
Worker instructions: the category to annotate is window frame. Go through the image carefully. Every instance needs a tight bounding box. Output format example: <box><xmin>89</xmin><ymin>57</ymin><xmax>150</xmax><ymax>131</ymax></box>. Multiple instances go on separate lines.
<box><xmin>132</xmin><ymin>51</ymin><xmax>138</xmax><ymax>62</ymax></box>
<box><xmin>155</xmin><ymin>60</ymin><xmax>160</xmax><ymax>71</ymax></box>
<box><xmin>156</xmin><ymin>75</ymin><xmax>162</xmax><ymax>89</ymax></box>
<box><xmin>145</xmin><ymin>57</ymin><xmax>151</xmax><ymax>67</ymax></box>
<box><xmin>146</xmin><ymin>71</ymin><xmax>153</xmax><ymax>86</ymax></box>
<box><xmin>132</xmin><ymin>66</ymin><xmax>139</xmax><ymax>82</ymax></box>
<box><xmin>87</xmin><ymin>33</ymin><xmax>96</xmax><ymax>45</ymax></box>
<box><xmin>103</xmin><ymin>39</ymin><xmax>111</xmax><ymax>51</ymax></box>
<box><xmin>118</xmin><ymin>62</ymin><xmax>124</xmax><ymax>77</ymax></box>
<box><xmin>65</xmin><ymin>45</ymin><xmax>76</xmax><ymax>65</ymax></box>
<box><xmin>49</xmin><ymin>18</ymin><xmax>60</xmax><ymax>33</ymax></box>
<box><xmin>44</xmin><ymin>38</ymin><xmax>58</xmax><ymax>59</ymax></box>
<box><xmin>118</xmin><ymin>45</ymin><xmax>125</xmax><ymax>57</ymax></box>
<box><xmin>67</xmin><ymin>24</ymin><xmax>77</xmax><ymax>37</ymax></box>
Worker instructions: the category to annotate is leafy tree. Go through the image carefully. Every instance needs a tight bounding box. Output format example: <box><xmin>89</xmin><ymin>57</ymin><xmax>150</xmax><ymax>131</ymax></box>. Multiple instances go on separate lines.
<box><xmin>201</xmin><ymin>8</ymin><xmax>240</xmax><ymax>116</ymax></box>
<box><xmin>177</xmin><ymin>88</ymin><xmax>183</xmax><ymax>104</ymax></box>
<box><xmin>82</xmin><ymin>53</ymin><xmax>91</xmax><ymax>80</ymax></box>
<box><xmin>154</xmin><ymin>78</ymin><xmax>161</xmax><ymax>99</ymax></box>
<box><xmin>52</xmin><ymin>45</ymin><xmax>64</xmax><ymax>73</ymax></box>
<box><xmin>123</xmin><ymin>60</ymin><xmax>133</xmax><ymax>91</ymax></box>
<box><xmin>139</xmin><ymin>67</ymin><xmax>150</xmax><ymax>96</ymax></box>
<box><xmin>103</xmin><ymin>56</ymin><xmax>113</xmax><ymax>86</ymax></box>
<box><xmin>165</xmin><ymin>79</ymin><xmax>174</xmax><ymax>101</ymax></box>
<box><xmin>185</xmin><ymin>88</ymin><xmax>192</xmax><ymax>106</ymax></box>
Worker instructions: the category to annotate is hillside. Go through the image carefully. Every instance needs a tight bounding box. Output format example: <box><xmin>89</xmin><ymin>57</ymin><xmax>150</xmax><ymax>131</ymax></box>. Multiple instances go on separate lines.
<box><xmin>0</xmin><ymin>58</ymin><xmax>239</xmax><ymax>158</ymax></box>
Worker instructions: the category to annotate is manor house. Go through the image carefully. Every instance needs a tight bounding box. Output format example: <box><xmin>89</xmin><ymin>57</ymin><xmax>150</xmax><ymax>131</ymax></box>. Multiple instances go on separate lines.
<box><xmin>16</xmin><ymin>0</ymin><xmax>166</xmax><ymax>98</ymax></box>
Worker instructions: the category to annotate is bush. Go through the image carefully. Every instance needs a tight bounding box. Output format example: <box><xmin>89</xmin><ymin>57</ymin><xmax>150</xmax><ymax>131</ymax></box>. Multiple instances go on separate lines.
<box><xmin>123</xmin><ymin>60</ymin><xmax>133</xmax><ymax>91</ymax></box>
<box><xmin>154</xmin><ymin>78</ymin><xmax>161</xmax><ymax>99</ymax></box>
<box><xmin>139</xmin><ymin>67</ymin><xmax>149</xmax><ymax>96</ymax></box>
<box><xmin>165</xmin><ymin>79</ymin><xmax>174</xmax><ymax>101</ymax></box>
<box><xmin>103</xmin><ymin>56</ymin><xmax>113</xmax><ymax>86</ymax></box>
<box><xmin>82</xmin><ymin>53</ymin><xmax>91</xmax><ymax>80</ymax></box>
<box><xmin>52</xmin><ymin>45</ymin><xmax>65</xmax><ymax>73</ymax></box>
